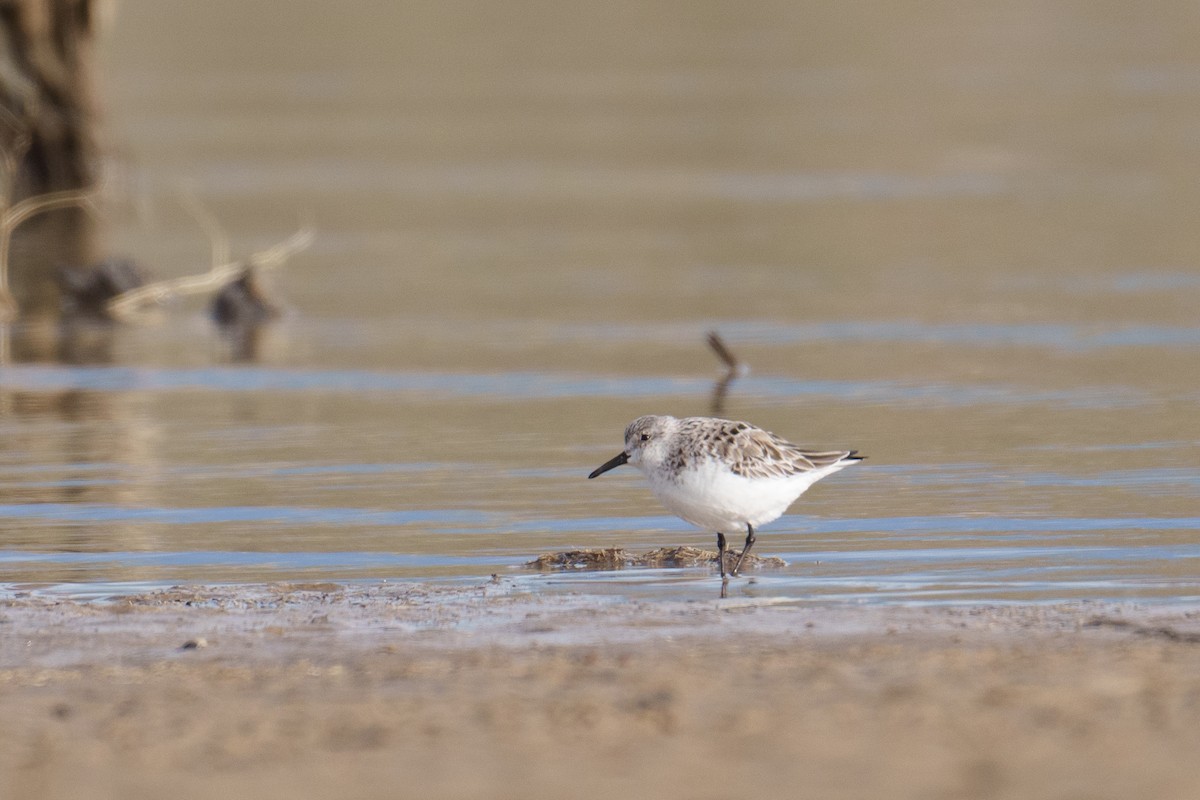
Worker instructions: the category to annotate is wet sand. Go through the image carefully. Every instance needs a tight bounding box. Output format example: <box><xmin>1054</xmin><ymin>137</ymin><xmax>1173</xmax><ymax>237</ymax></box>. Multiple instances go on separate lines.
<box><xmin>3</xmin><ymin>583</ymin><xmax>1200</xmax><ymax>800</ymax></box>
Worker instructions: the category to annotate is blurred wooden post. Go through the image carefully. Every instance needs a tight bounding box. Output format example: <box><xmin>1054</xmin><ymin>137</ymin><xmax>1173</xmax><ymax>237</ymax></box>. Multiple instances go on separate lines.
<box><xmin>0</xmin><ymin>0</ymin><xmax>99</xmax><ymax>316</ymax></box>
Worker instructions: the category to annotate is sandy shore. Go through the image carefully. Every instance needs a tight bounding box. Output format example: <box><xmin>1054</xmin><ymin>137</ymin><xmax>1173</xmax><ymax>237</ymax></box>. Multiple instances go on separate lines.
<box><xmin>3</xmin><ymin>582</ymin><xmax>1200</xmax><ymax>800</ymax></box>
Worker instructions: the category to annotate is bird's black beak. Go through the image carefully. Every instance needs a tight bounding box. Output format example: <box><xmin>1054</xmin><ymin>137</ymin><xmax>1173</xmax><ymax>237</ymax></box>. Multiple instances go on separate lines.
<box><xmin>588</xmin><ymin>451</ymin><xmax>629</xmax><ymax>479</ymax></box>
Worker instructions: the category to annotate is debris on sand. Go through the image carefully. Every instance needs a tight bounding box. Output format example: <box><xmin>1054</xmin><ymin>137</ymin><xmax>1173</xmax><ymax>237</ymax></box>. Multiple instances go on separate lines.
<box><xmin>525</xmin><ymin>546</ymin><xmax>786</xmax><ymax>571</ymax></box>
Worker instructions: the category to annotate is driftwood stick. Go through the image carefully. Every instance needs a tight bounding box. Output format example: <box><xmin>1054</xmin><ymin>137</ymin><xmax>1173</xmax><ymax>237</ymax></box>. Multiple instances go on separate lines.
<box><xmin>106</xmin><ymin>226</ymin><xmax>314</xmax><ymax>321</ymax></box>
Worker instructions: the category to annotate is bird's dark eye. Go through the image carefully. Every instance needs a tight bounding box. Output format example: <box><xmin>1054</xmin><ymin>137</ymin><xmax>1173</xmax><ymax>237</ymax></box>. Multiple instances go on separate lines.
<box><xmin>640</xmin><ymin>433</ymin><xmax>650</xmax><ymax>442</ymax></box>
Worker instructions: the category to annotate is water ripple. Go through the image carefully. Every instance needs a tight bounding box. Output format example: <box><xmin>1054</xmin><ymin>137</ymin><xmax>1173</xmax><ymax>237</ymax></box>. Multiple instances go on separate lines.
<box><xmin>0</xmin><ymin>503</ymin><xmax>492</xmax><ymax>526</ymax></box>
<box><xmin>0</xmin><ymin>364</ymin><xmax>1146</xmax><ymax>409</ymax></box>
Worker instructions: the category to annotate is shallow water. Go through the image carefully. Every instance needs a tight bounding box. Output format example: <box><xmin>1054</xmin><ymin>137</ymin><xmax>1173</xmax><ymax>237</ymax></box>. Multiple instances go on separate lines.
<box><xmin>1</xmin><ymin>1</ymin><xmax>1198</xmax><ymax>603</ymax></box>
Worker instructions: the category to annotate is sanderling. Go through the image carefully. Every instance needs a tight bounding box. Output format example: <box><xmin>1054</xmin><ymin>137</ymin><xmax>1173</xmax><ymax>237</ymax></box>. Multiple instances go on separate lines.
<box><xmin>588</xmin><ymin>415</ymin><xmax>863</xmax><ymax>579</ymax></box>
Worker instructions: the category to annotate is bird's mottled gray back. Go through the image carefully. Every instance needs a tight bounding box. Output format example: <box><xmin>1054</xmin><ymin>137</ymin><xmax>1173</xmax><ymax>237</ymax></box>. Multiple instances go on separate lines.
<box><xmin>673</xmin><ymin>416</ymin><xmax>859</xmax><ymax>480</ymax></box>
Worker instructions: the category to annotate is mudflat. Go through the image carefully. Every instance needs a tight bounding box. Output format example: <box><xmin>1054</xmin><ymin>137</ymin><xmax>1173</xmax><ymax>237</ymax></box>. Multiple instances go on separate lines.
<box><xmin>2</xmin><ymin>583</ymin><xmax>1199</xmax><ymax>800</ymax></box>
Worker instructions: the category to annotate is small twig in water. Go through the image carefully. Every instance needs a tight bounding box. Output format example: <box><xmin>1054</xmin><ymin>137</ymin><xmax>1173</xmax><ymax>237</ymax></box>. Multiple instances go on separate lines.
<box><xmin>707</xmin><ymin>330</ymin><xmax>748</xmax><ymax>415</ymax></box>
<box><xmin>707</xmin><ymin>330</ymin><xmax>739</xmax><ymax>371</ymax></box>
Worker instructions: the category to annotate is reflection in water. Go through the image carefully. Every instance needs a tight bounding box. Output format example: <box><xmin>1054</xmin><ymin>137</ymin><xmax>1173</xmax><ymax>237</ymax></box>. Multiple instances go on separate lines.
<box><xmin>210</xmin><ymin>267</ymin><xmax>280</xmax><ymax>362</ymax></box>
<box><xmin>5</xmin><ymin>312</ymin><xmax>134</xmax><ymax>366</ymax></box>
<box><xmin>216</xmin><ymin>322</ymin><xmax>268</xmax><ymax>363</ymax></box>
<box><xmin>1</xmin><ymin>320</ymin><xmax>159</xmax><ymax>584</ymax></box>
<box><xmin>706</xmin><ymin>331</ymin><xmax>747</xmax><ymax>416</ymax></box>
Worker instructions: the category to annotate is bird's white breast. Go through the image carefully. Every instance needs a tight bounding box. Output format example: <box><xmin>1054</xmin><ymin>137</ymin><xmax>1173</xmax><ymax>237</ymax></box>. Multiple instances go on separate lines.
<box><xmin>641</xmin><ymin>457</ymin><xmax>846</xmax><ymax>532</ymax></box>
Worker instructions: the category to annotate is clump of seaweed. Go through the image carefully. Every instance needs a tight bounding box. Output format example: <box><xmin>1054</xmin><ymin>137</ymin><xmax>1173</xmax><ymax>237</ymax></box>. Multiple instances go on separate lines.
<box><xmin>526</xmin><ymin>546</ymin><xmax>786</xmax><ymax>572</ymax></box>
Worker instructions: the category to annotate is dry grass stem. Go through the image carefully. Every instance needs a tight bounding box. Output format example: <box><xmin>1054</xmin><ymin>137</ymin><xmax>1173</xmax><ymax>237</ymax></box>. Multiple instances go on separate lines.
<box><xmin>178</xmin><ymin>187</ymin><xmax>230</xmax><ymax>268</ymax></box>
<box><xmin>0</xmin><ymin>181</ymin><xmax>101</xmax><ymax>321</ymax></box>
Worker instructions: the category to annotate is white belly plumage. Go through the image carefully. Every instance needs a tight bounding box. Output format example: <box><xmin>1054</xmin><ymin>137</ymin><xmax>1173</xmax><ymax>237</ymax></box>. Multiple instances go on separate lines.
<box><xmin>642</xmin><ymin>458</ymin><xmax>849</xmax><ymax>533</ymax></box>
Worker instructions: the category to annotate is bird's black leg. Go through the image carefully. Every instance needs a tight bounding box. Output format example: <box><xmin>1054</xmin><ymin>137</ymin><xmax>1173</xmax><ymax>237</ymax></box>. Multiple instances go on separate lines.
<box><xmin>731</xmin><ymin>524</ymin><xmax>756</xmax><ymax>576</ymax></box>
<box><xmin>716</xmin><ymin>532</ymin><xmax>727</xmax><ymax>578</ymax></box>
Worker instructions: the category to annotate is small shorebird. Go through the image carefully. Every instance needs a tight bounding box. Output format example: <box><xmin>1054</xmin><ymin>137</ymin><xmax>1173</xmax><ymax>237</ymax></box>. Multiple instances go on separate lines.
<box><xmin>588</xmin><ymin>415</ymin><xmax>863</xmax><ymax>579</ymax></box>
